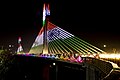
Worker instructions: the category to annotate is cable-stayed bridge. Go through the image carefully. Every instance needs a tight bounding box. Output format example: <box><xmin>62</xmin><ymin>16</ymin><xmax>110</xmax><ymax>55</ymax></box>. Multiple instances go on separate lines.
<box><xmin>16</xmin><ymin>3</ymin><xmax>120</xmax><ymax>80</ymax></box>
<box><xmin>29</xmin><ymin>21</ymin><xmax>105</xmax><ymax>55</ymax></box>
<box><xmin>16</xmin><ymin>18</ymin><xmax>115</xmax><ymax>80</ymax></box>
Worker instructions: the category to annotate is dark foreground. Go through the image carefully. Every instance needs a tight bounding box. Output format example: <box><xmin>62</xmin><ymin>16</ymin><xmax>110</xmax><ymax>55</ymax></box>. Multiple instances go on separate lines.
<box><xmin>1</xmin><ymin>55</ymin><xmax>86</xmax><ymax>80</ymax></box>
<box><xmin>0</xmin><ymin>55</ymin><xmax>120</xmax><ymax>80</ymax></box>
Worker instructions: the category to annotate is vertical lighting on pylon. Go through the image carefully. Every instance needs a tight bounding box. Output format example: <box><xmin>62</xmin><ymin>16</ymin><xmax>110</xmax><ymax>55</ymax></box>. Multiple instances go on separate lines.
<box><xmin>17</xmin><ymin>37</ymin><xmax>23</xmax><ymax>54</ymax></box>
<box><xmin>43</xmin><ymin>3</ymin><xmax>50</xmax><ymax>54</ymax></box>
<box><xmin>43</xmin><ymin>3</ymin><xmax>46</xmax><ymax>26</ymax></box>
<box><xmin>43</xmin><ymin>3</ymin><xmax>50</xmax><ymax>26</ymax></box>
<box><xmin>18</xmin><ymin>37</ymin><xmax>21</xmax><ymax>43</ymax></box>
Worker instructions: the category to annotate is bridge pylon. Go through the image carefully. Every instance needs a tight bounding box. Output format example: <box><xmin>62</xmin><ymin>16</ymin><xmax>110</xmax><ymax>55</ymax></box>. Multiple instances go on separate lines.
<box><xmin>42</xmin><ymin>3</ymin><xmax>50</xmax><ymax>54</ymax></box>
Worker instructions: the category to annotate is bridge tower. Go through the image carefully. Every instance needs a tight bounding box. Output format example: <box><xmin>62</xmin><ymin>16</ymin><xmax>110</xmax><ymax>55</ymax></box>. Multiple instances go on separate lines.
<box><xmin>43</xmin><ymin>3</ymin><xmax>50</xmax><ymax>54</ymax></box>
<box><xmin>17</xmin><ymin>36</ymin><xmax>24</xmax><ymax>54</ymax></box>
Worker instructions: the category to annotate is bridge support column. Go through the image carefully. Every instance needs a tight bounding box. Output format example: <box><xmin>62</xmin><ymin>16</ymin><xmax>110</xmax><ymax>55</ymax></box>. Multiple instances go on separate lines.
<box><xmin>42</xmin><ymin>64</ymin><xmax>50</xmax><ymax>80</ymax></box>
<box><xmin>49</xmin><ymin>62</ymin><xmax>58</xmax><ymax>80</ymax></box>
<box><xmin>43</xmin><ymin>15</ymin><xmax>49</xmax><ymax>54</ymax></box>
<box><xmin>86</xmin><ymin>66</ymin><xmax>89</xmax><ymax>80</ymax></box>
<box><xmin>85</xmin><ymin>64</ymin><xmax>95</xmax><ymax>80</ymax></box>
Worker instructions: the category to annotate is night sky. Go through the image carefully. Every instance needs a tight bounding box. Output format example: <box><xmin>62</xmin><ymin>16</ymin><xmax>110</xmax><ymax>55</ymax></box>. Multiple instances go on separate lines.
<box><xmin>0</xmin><ymin>0</ymin><xmax>120</xmax><ymax>52</ymax></box>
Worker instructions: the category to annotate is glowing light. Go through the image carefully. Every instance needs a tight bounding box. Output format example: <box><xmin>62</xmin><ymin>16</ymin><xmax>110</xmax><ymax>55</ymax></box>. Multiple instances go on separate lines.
<box><xmin>77</xmin><ymin>56</ymin><xmax>81</xmax><ymax>61</ymax></box>
<box><xmin>60</xmin><ymin>54</ymin><xmax>64</xmax><ymax>59</ymax></box>
<box><xmin>99</xmin><ymin>53</ymin><xmax>120</xmax><ymax>59</ymax></box>
<box><xmin>69</xmin><ymin>56</ymin><xmax>76</xmax><ymax>62</ymax></box>
<box><xmin>47</xmin><ymin>54</ymin><xmax>50</xmax><ymax>58</ymax></box>
<box><xmin>43</xmin><ymin>49</ymin><xmax>48</xmax><ymax>54</ymax></box>
<box><xmin>81</xmin><ymin>54</ymin><xmax>87</xmax><ymax>57</ymax></box>
<box><xmin>55</xmin><ymin>55</ymin><xmax>59</xmax><ymax>59</ymax></box>
<box><xmin>51</xmin><ymin>54</ymin><xmax>55</xmax><ymax>58</ymax></box>
<box><xmin>63</xmin><ymin>56</ymin><xmax>69</xmax><ymax>61</ymax></box>
<box><xmin>103</xmin><ymin>45</ymin><xmax>106</xmax><ymax>47</ymax></box>
<box><xmin>109</xmin><ymin>62</ymin><xmax>119</xmax><ymax>68</ymax></box>
<box><xmin>89</xmin><ymin>54</ymin><xmax>94</xmax><ymax>58</ymax></box>
<box><xmin>53</xmin><ymin>63</ymin><xmax>56</xmax><ymax>65</ymax></box>
<box><xmin>9</xmin><ymin>45</ymin><xmax>12</xmax><ymax>47</ymax></box>
<box><xmin>25</xmin><ymin>53</ymin><xmax>30</xmax><ymax>56</ymax></box>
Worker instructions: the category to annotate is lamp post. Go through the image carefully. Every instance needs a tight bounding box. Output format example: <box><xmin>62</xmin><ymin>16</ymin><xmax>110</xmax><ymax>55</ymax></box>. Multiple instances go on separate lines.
<box><xmin>103</xmin><ymin>44</ymin><xmax>106</xmax><ymax>52</ymax></box>
<box><xmin>103</xmin><ymin>45</ymin><xmax>106</xmax><ymax>48</ymax></box>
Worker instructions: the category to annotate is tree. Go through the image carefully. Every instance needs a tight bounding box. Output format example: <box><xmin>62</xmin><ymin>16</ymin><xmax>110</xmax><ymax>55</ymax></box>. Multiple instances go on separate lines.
<box><xmin>0</xmin><ymin>49</ymin><xmax>15</xmax><ymax>79</ymax></box>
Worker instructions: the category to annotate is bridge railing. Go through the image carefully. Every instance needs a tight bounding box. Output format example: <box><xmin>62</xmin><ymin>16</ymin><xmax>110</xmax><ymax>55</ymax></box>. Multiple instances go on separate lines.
<box><xmin>82</xmin><ymin>57</ymin><xmax>113</xmax><ymax>78</ymax></box>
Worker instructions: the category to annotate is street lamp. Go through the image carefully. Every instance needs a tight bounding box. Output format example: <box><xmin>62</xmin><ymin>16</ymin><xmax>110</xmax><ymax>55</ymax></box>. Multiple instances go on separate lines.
<box><xmin>103</xmin><ymin>45</ymin><xmax>106</xmax><ymax>48</ymax></box>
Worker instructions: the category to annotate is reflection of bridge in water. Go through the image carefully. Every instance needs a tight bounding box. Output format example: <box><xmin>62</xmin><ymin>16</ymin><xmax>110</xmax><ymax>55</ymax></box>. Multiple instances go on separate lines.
<box><xmin>16</xmin><ymin>3</ymin><xmax>119</xmax><ymax>80</ymax></box>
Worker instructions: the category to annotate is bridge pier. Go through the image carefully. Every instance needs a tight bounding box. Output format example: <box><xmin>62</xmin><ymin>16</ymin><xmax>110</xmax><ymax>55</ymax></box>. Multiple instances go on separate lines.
<box><xmin>42</xmin><ymin>64</ymin><xmax>50</xmax><ymax>80</ymax></box>
<box><xmin>85</xmin><ymin>64</ymin><xmax>96</xmax><ymax>80</ymax></box>
<box><xmin>49</xmin><ymin>62</ymin><xmax>58</xmax><ymax>80</ymax></box>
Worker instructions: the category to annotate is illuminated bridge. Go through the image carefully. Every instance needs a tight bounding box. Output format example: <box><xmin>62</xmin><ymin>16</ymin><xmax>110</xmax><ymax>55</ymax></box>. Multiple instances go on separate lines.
<box><xmin>16</xmin><ymin>3</ymin><xmax>119</xmax><ymax>80</ymax></box>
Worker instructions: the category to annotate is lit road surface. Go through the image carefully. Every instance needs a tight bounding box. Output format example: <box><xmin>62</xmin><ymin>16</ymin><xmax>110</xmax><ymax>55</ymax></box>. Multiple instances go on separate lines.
<box><xmin>99</xmin><ymin>53</ymin><xmax>120</xmax><ymax>59</ymax></box>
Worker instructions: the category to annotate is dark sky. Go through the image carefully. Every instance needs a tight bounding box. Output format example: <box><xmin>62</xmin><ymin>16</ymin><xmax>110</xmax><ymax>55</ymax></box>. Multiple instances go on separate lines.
<box><xmin>0</xmin><ymin>0</ymin><xmax>120</xmax><ymax>52</ymax></box>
